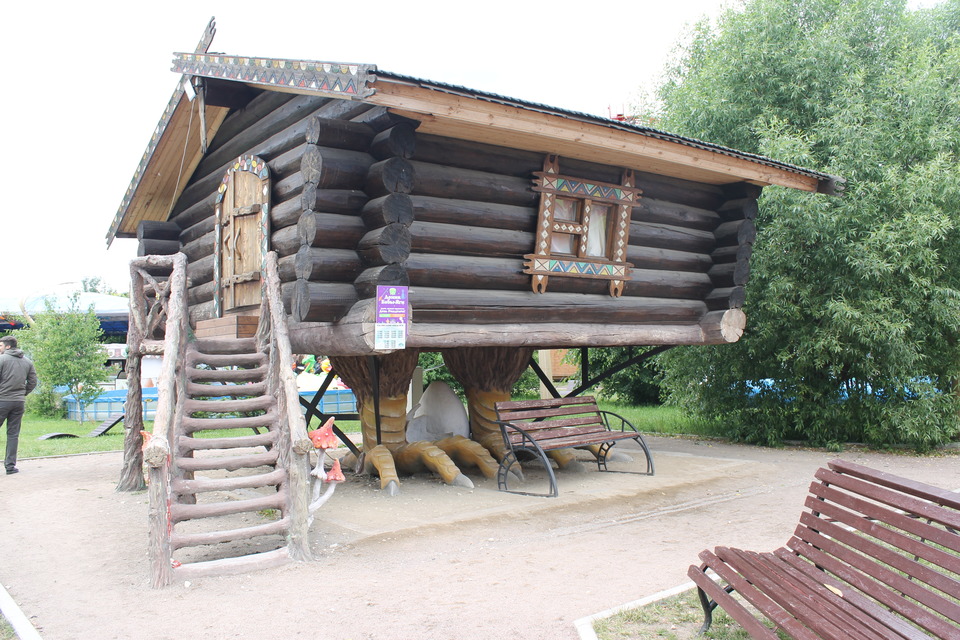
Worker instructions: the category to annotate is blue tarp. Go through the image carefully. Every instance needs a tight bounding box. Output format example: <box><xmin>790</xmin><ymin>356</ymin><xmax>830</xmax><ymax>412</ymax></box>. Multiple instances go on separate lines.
<box><xmin>62</xmin><ymin>388</ymin><xmax>357</xmax><ymax>422</ymax></box>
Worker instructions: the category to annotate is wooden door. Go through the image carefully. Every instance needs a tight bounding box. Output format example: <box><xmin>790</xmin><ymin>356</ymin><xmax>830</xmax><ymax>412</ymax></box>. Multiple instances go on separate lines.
<box><xmin>214</xmin><ymin>156</ymin><xmax>271</xmax><ymax>315</ymax></box>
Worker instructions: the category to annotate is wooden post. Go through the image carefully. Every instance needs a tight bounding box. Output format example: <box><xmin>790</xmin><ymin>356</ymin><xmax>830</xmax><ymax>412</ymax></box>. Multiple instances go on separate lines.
<box><xmin>117</xmin><ymin>264</ymin><xmax>146</xmax><ymax>492</ymax></box>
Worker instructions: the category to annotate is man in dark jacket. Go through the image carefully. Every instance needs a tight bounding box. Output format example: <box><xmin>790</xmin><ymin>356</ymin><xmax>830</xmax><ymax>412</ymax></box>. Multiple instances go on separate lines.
<box><xmin>0</xmin><ymin>336</ymin><xmax>38</xmax><ymax>474</ymax></box>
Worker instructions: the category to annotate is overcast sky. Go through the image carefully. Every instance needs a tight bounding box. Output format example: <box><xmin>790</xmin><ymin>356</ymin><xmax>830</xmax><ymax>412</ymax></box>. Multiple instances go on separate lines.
<box><xmin>4</xmin><ymin>0</ymin><xmax>736</xmax><ymax>299</ymax></box>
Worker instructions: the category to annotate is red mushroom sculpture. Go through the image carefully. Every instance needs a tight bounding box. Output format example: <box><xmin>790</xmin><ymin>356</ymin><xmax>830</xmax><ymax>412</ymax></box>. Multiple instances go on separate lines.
<box><xmin>307</xmin><ymin>417</ymin><xmax>344</xmax><ymax>522</ymax></box>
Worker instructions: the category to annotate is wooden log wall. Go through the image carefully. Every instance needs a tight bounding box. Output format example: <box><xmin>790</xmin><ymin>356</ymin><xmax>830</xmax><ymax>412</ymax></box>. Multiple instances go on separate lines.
<box><xmin>289</xmin><ymin>128</ymin><xmax>761</xmax><ymax>328</ymax></box>
<box><xmin>172</xmin><ymin>90</ymin><xmax>378</xmax><ymax>324</ymax></box>
<box><xmin>171</xmin><ymin>88</ymin><xmax>760</xmax><ymax>336</ymax></box>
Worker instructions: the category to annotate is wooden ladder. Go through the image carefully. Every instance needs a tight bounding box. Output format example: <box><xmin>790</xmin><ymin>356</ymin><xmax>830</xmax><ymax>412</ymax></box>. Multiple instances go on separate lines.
<box><xmin>166</xmin><ymin>336</ymin><xmax>292</xmax><ymax>578</ymax></box>
<box><xmin>139</xmin><ymin>252</ymin><xmax>312</xmax><ymax>587</ymax></box>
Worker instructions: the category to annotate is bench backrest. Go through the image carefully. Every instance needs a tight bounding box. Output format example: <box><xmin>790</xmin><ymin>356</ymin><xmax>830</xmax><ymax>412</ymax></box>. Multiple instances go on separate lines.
<box><xmin>494</xmin><ymin>396</ymin><xmax>607</xmax><ymax>445</ymax></box>
<box><xmin>791</xmin><ymin>459</ymin><xmax>960</xmax><ymax>638</ymax></box>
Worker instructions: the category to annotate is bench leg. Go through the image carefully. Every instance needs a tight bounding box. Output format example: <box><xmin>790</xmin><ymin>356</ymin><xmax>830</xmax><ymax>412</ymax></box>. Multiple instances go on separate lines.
<box><xmin>695</xmin><ymin>584</ymin><xmax>716</xmax><ymax>636</ymax></box>
<box><xmin>632</xmin><ymin>435</ymin><xmax>655</xmax><ymax>475</ymax></box>
<box><xmin>496</xmin><ymin>449</ymin><xmax>559</xmax><ymax>498</ymax></box>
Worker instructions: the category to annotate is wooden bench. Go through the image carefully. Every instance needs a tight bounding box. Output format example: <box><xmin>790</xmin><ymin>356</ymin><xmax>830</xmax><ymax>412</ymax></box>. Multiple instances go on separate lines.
<box><xmin>688</xmin><ymin>459</ymin><xmax>960</xmax><ymax>639</ymax></box>
<box><xmin>493</xmin><ymin>396</ymin><xmax>654</xmax><ymax>497</ymax></box>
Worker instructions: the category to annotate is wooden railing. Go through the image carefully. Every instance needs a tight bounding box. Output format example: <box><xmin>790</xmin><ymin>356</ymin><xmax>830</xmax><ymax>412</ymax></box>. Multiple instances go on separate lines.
<box><xmin>257</xmin><ymin>251</ymin><xmax>312</xmax><ymax>561</ymax></box>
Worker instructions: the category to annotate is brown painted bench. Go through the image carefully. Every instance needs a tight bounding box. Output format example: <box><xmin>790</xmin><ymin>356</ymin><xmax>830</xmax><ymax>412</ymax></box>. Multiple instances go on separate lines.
<box><xmin>689</xmin><ymin>459</ymin><xmax>960</xmax><ymax>639</ymax></box>
<box><xmin>493</xmin><ymin>396</ymin><xmax>654</xmax><ymax>497</ymax></box>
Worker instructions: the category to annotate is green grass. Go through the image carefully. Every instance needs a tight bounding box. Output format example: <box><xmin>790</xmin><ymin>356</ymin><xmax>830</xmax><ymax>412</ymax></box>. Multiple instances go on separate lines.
<box><xmin>0</xmin><ymin>617</ymin><xmax>14</xmax><ymax>640</ymax></box>
<box><xmin>8</xmin><ymin>405</ymin><xmax>689</xmax><ymax>461</ymax></box>
<box><xmin>593</xmin><ymin>589</ymin><xmax>781</xmax><ymax>640</ymax></box>
<box><xmin>8</xmin><ymin>415</ymin><xmax>362</xmax><ymax>460</ymax></box>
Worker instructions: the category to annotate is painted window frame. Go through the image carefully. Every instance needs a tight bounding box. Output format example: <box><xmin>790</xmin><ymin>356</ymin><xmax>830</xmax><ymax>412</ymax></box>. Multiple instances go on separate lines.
<box><xmin>524</xmin><ymin>155</ymin><xmax>640</xmax><ymax>297</ymax></box>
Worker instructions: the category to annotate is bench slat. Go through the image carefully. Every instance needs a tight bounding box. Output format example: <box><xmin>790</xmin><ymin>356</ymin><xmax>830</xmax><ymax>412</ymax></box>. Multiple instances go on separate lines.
<box><xmin>506</xmin><ymin>424</ymin><xmax>607</xmax><ymax>443</ymax></box>
<box><xmin>719</xmin><ymin>547</ymin><xmax>879</xmax><ymax>640</ymax></box>
<box><xmin>815</xmin><ymin>467</ymin><xmax>960</xmax><ymax>533</ymax></box>
<box><xmin>697</xmin><ymin>549</ymin><xmax>821</xmax><ymax>640</ymax></box>
<box><xmin>808</xmin><ymin>480</ymin><xmax>960</xmax><ymax>557</ymax></box>
<box><xmin>788</xmin><ymin>534</ymin><xmax>960</xmax><ymax>639</ymax></box>
<box><xmin>802</xmin><ymin>494</ymin><xmax>960</xmax><ymax>587</ymax></box>
<box><xmin>495</xmin><ymin>396</ymin><xmax>600</xmax><ymax>411</ymax></box>
<box><xmin>504</xmin><ymin>415</ymin><xmax>605</xmax><ymax>432</ymax></box>
<box><xmin>830</xmin><ymin>459</ymin><xmax>960</xmax><ymax>511</ymax></box>
<box><xmin>496</xmin><ymin>405</ymin><xmax>603</xmax><ymax>422</ymax></box>
<box><xmin>796</xmin><ymin>511</ymin><xmax>960</xmax><ymax>621</ymax></box>
<box><xmin>774</xmin><ymin>549</ymin><xmax>929</xmax><ymax>640</ymax></box>
<box><xmin>510</xmin><ymin>430</ymin><xmax>636</xmax><ymax>451</ymax></box>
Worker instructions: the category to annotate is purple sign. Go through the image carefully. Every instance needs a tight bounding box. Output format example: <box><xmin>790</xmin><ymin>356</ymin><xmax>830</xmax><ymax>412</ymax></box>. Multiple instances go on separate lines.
<box><xmin>375</xmin><ymin>286</ymin><xmax>409</xmax><ymax>349</ymax></box>
<box><xmin>376</xmin><ymin>286</ymin><xmax>409</xmax><ymax>323</ymax></box>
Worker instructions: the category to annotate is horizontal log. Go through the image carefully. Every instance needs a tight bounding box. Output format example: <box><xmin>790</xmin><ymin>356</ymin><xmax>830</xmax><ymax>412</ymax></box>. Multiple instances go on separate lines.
<box><xmin>410</xmin><ymin>160</ymin><xmax>536</xmax><ymax>207</ymax></box>
<box><xmin>365</xmin><ymin>157</ymin><xmax>415</xmax><ymax>198</ymax></box>
<box><xmin>412</xmin><ymin>134</ymin><xmax>543</xmax><ymax>178</ymax></box>
<box><xmin>410</xmin><ymin>195</ymin><xmax>536</xmax><ymax>232</ymax></box>
<box><xmin>408</xmin><ymin>287</ymin><xmax>705</xmax><ymax>324</ymax></box>
<box><xmin>138</xmin><ymin>238</ymin><xmax>181</xmax><ymax>256</ymax></box>
<box><xmin>189</xmin><ymin>300</ymin><xmax>217</xmax><ymax>325</ymax></box>
<box><xmin>410</xmin><ymin>221</ymin><xmax>532</xmax><ymax>258</ymax></box>
<box><xmin>708</xmin><ymin>260</ymin><xmax>751</xmax><ymax>288</ymax></box>
<box><xmin>700</xmin><ymin>308</ymin><xmax>746</xmax><ymax>343</ymax></box>
<box><xmin>293</xmin><ymin>281</ymin><xmax>359</xmax><ymax>323</ymax></box>
<box><xmin>181</xmin><ymin>230</ymin><xmax>214</xmax><ymax>263</ymax></box>
<box><xmin>305</xmin><ymin>115</ymin><xmax>375</xmax><ymax>150</ymax></box>
<box><xmin>274</xmin><ymin>171</ymin><xmax>306</xmax><ymax>203</ymax></box>
<box><xmin>714</xmin><ymin>218</ymin><xmax>756</xmax><ymax>246</ymax></box>
<box><xmin>717</xmin><ymin>197</ymin><xmax>760</xmax><ymax>221</ymax></box>
<box><xmin>357</xmin><ymin>224</ymin><xmax>411</xmax><ymax>265</ymax></box>
<box><xmin>711</xmin><ymin>243</ymin><xmax>753</xmax><ymax>265</ymax></box>
<box><xmin>206</xmin><ymin>92</ymin><xmax>299</xmax><ymax>156</ymax></box>
<box><xmin>301</xmin><ymin>185</ymin><xmax>368</xmax><ymax>215</ymax></box>
<box><xmin>630</xmin><ymin>221</ymin><xmax>716</xmax><ymax>254</ymax></box>
<box><xmin>270</xmin><ymin>198</ymin><xmax>302</xmax><ymax>230</ymax></box>
<box><xmin>271</xmin><ymin>225</ymin><xmax>301</xmax><ymax>257</ymax></box>
<box><xmin>350</xmin><ymin>106</ymin><xmax>421</xmax><ymax>131</ymax></box>
<box><xmin>187</xmin><ymin>280</ymin><xmax>216</xmax><ymax>305</ymax></box>
<box><xmin>706</xmin><ymin>286</ymin><xmax>746</xmax><ymax>311</ymax></box>
<box><xmin>286</xmin><ymin>301</ymin><xmax>725</xmax><ymax>355</ymax></box>
<box><xmin>191</xmin><ymin>95</ymin><xmax>329</xmax><ymax>196</ymax></box>
<box><xmin>634</xmin><ymin>198</ymin><xmax>719</xmax><ymax>232</ymax></box>
<box><xmin>627</xmin><ymin>245</ymin><xmax>713</xmax><ymax>273</ymax></box>
<box><xmin>353</xmin><ymin>264</ymin><xmax>410</xmax><ymax>298</ymax></box>
<box><xmin>361</xmin><ymin>194</ymin><xmax>414</xmax><ymax>228</ymax></box>
<box><xmin>631</xmin><ymin>168</ymin><xmax>726</xmax><ymax>211</ymax></box>
<box><xmin>297</xmin><ymin>211</ymin><xmax>366</xmax><ymax>248</ymax></box>
<box><xmin>722</xmin><ymin>182</ymin><xmax>763</xmax><ymax>201</ymax></box>
<box><xmin>294</xmin><ymin>247</ymin><xmax>363</xmax><ymax>282</ymax></box>
<box><xmin>310</xmin><ymin>98</ymin><xmax>375</xmax><ymax>121</ymax></box>
<box><xmin>187</xmin><ymin>255</ymin><xmax>215</xmax><ymax>286</ymax></box>
<box><xmin>137</xmin><ymin>221</ymin><xmax>181</xmax><ymax>242</ymax></box>
<box><xmin>370</xmin><ymin>123</ymin><xmax>417</xmax><ymax>160</ymax></box>
<box><xmin>278</xmin><ymin>254</ymin><xmax>297</xmax><ymax>283</ymax></box>
<box><xmin>404</xmin><ymin>253</ymin><xmax>711</xmax><ymax>300</ymax></box>
<box><xmin>174</xmin><ymin>98</ymin><xmax>330</xmax><ymax>226</ymax></box>
<box><xmin>308</xmin><ymin>146</ymin><xmax>375</xmax><ymax>190</ymax></box>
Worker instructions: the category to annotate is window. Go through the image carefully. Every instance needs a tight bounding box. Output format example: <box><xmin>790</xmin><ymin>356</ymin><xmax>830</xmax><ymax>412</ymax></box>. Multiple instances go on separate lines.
<box><xmin>524</xmin><ymin>155</ymin><xmax>640</xmax><ymax>297</ymax></box>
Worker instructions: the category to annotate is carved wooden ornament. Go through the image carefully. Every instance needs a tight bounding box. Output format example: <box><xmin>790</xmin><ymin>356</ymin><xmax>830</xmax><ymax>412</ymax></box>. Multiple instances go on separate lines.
<box><xmin>524</xmin><ymin>155</ymin><xmax>640</xmax><ymax>296</ymax></box>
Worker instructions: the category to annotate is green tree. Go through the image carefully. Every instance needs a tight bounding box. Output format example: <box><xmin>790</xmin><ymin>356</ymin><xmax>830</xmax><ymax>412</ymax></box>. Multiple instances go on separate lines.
<box><xmin>16</xmin><ymin>295</ymin><xmax>109</xmax><ymax>423</ymax></box>
<box><xmin>655</xmin><ymin>0</ymin><xmax>960</xmax><ymax>448</ymax></box>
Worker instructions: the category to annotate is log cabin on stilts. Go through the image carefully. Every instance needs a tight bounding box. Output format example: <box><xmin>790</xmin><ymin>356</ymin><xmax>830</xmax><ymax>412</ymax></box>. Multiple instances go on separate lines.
<box><xmin>108</xmin><ymin>19</ymin><xmax>841</xmax><ymax>586</ymax></box>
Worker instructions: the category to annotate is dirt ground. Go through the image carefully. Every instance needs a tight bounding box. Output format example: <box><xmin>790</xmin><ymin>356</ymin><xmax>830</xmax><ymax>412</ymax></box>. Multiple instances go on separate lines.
<box><xmin>1</xmin><ymin>436</ymin><xmax>958</xmax><ymax>640</ymax></box>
